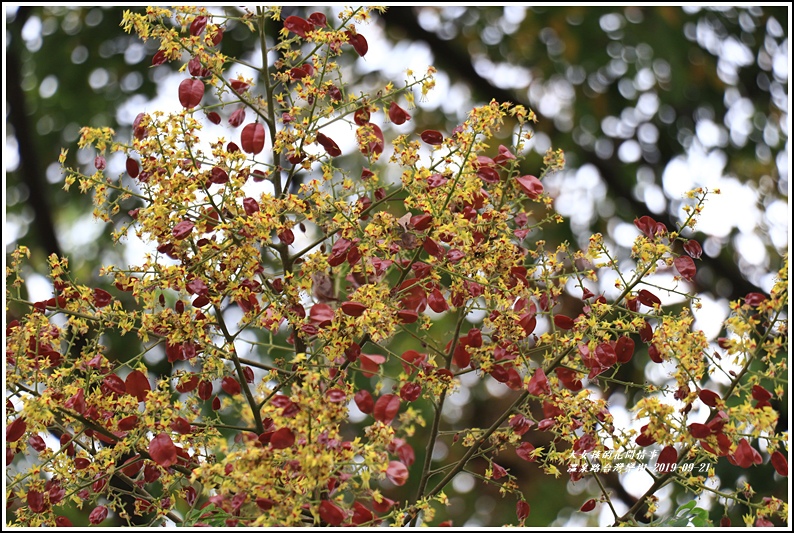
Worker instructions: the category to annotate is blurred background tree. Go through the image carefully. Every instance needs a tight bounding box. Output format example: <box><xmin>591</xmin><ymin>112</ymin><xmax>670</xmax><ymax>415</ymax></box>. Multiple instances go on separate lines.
<box><xmin>5</xmin><ymin>5</ymin><xmax>788</xmax><ymax>527</ymax></box>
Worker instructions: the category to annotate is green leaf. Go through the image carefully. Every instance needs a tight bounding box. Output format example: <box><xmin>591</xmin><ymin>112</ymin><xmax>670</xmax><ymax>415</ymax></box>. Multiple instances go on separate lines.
<box><xmin>650</xmin><ymin>501</ymin><xmax>714</xmax><ymax>527</ymax></box>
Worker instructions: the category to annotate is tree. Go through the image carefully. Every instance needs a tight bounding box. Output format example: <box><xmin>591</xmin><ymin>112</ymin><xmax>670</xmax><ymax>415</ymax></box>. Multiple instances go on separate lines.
<box><xmin>4</xmin><ymin>6</ymin><xmax>789</xmax><ymax>527</ymax></box>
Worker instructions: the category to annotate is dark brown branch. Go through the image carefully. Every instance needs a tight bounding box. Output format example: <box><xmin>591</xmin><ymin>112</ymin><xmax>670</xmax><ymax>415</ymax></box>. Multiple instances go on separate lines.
<box><xmin>6</xmin><ymin>7</ymin><xmax>63</xmax><ymax>260</ymax></box>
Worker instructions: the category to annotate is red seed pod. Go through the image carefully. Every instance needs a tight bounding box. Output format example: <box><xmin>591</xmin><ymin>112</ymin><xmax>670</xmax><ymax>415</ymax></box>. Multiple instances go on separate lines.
<box><xmin>270</xmin><ymin>427</ymin><xmax>295</xmax><ymax>449</ymax></box>
<box><xmin>683</xmin><ymin>239</ymin><xmax>703</xmax><ymax>258</ymax></box>
<box><xmin>308</xmin><ymin>12</ymin><xmax>327</xmax><ymax>27</ymax></box>
<box><xmin>241</xmin><ymin>123</ymin><xmax>266</xmax><ymax>154</ymax></box>
<box><xmin>345</xmin><ymin>30</ymin><xmax>368</xmax><ymax>56</ymax></box>
<box><xmin>515</xmin><ymin>175</ymin><xmax>543</xmax><ymax>199</ymax></box>
<box><xmin>93</xmin><ymin>288</ymin><xmax>112</xmax><ymax>308</ymax></box>
<box><xmin>745</xmin><ymin>292</ymin><xmax>766</xmax><ymax>307</ymax></box>
<box><xmin>289</xmin><ymin>64</ymin><xmax>313</xmax><ymax>81</ymax></box>
<box><xmin>373</xmin><ymin>394</ymin><xmax>400</xmax><ymax>425</ymax></box>
<box><xmin>231</xmin><ymin>79</ymin><xmax>250</xmax><ymax>94</ymax></box>
<box><xmin>637</xmin><ymin>289</ymin><xmax>661</xmax><ymax>307</ymax></box>
<box><xmin>580</xmin><ymin>499</ymin><xmax>596</xmax><ymax>512</ymax></box>
<box><xmin>359</xmin><ymin>353</ymin><xmax>386</xmax><ymax>377</ymax></box>
<box><xmin>284</xmin><ymin>16</ymin><xmax>313</xmax><ymax>38</ymax></box>
<box><xmin>243</xmin><ymin>197</ymin><xmax>260</xmax><ymax>216</ymax></box>
<box><xmin>6</xmin><ymin>417</ymin><xmax>26</xmax><ymax>442</ymax></box>
<box><xmin>149</xmin><ymin>433</ymin><xmax>177</xmax><ymax>468</ymax></box>
<box><xmin>555</xmin><ymin>367</ymin><xmax>583</xmax><ymax>391</ymax></box>
<box><xmin>656</xmin><ymin>445</ymin><xmax>678</xmax><ymax>470</ymax></box>
<box><xmin>615</xmin><ymin>336</ymin><xmax>635</xmax><ymax>364</ymax></box>
<box><xmin>319</xmin><ymin>500</ymin><xmax>346</xmax><ymax>526</ymax></box>
<box><xmin>187</xmin><ymin>56</ymin><xmax>210</xmax><ymax>77</ymax></box>
<box><xmin>328</xmin><ymin>84</ymin><xmax>343</xmax><ymax>102</ymax></box>
<box><xmin>494</xmin><ymin>144</ymin><xmax>516</xmax><ymax>166</ymax></box>
<box><xmin>399</xmin><ymin>382</ymin><xmax>421</xmax><ymax>402</ymax></box>
<box><xmin>639</xmin><ymin>319</ymin><xmax>653</xmax><ymax>343</ymax></box>
<box><xmin>477</xmin><ymin>165</ymin><xmax>500</xmax><ymax>184</ymax></box>
<box><xmin>385</xmin><ymin>460</ymin><xmax>409</xmax><ymax>486</ymax></box>
<box><xmin>553</xmin><ymin>314</ymin><xmax>575</xmax><ymax>330</ymax></box>
<box><xmin>126</xmin><ymin>157</ymin><xmax>140</xmax><ymax>178</ymax></box>
<box><xmin>198</xmin><ymin>380</ymin><xmax>213</xmax><ymax>400</ymax></box>
<box><xmin>354</xmin><ymin>107</ymin><xmax>370</xmax><ymax>125</ymax></box>
<box><xmin>452</xmin><ymin>344</ymin><xmax>470</xmax><ymax>368</ymax></box>
<box><xmin>372</xmin><ymin>495</ymin><xmax>395</xmax><ymax>514</ymax></box>
<box><xmin>354</xmin><ymin>389</ymin><xmax>373</xmax><ymax>414</ymax></box>
<box><xmin>635</xmin><ymin>425</ymin><xmax>656</xmax><ymax>447</ymax></box>
<box><xmin>29</xmin><ymin>435</ymin><xmax>47</xmax><ymax>452</ymax></box>
<box><xmin>427</xmin><ymin>288</ymin><xmax>448</xmax><ymax>313</ymax></box>
<box><xmin>60</xmin><ymin>433</ymin><xmax>75</xmax><ymax>456</ymax></box>
<box><xmin>698</xmin><ymin>389</ymin><xmax>721</xmax><ymax>407</ymax></box>
<box><xmin>351</xmin><ymin>502</ymin><xmax>375</xmax><ymax>526</ymax></box>
<box><xmin>516</xmin><ymin>442</ymin><xmax>536</xmax><ymax>461</ymax></box>
<box><xmin>411</xmin><ymin>213</ymin><xmax>433</xmax><ymax>231</ymax></box>
<box><xmin>316</xmin><ymin>132</ymin><xmax>341</xmax><ymax>157</ymax></box>
<box><xmin>388</xmin><ymin>101</ymin><xmax>411</xmax><ymax>125</ymax></box>
<box><xmin>117</xmin><ymin>415</ymin><xmax>138</xmax><ymax>431</ymax></box>
<box><xmin>170</xmin><ymin>417</ymin><xmax>192</xmax><ymax>435</ymax></box>
<box><xmin>125</xmin><ymin>370</ymin><xmax>151</xmax><ymax>402</ymax></box>
<box><xmin>674</xmin><ymin>255</ymin><xmax>697</xmax><ymax>281</ymax></box>
<box><xmin>516</xmin><ymin>500</ymin><xmax>530</xmax><ymax>521</ymax></box>
<box><xmin>341</xmin><ymin>301</ymin><xmax>367</xmax><ymax>317</ymax></box>
<box><xmin>634</xmin><ymin>215</ymin><xmax>666</xmax><ymax>238</ymax></box>
<box><xmin>221</xmin><ymin>376</ymin><xmax>241</xmax><ymax>396</ymax></box>
<box><xmin>648</xmin><ymin>343</ymin><xmax>663</xmax><ymax>363</ymax></box>
<box><xmin>229</xmin><ymin>107</ymin><xmax>246</xmax><ymax>127</ymax></box>
<box><xmin>287</xmin><ymin>151</ymin><xmax>304</xmax><ymax>165</ymax></box>
<box><xmin>397</xmin><ymin>309</ymin><xmax>419</xmax><ymax>324</ymax></box>
<box><xmin>206</xmin><ymin>111</ymin><xmax>221</xmax><ymax>124</ymax></box>
<box><xmin>132</xmin><ymin>112</ymin><xmax>146</xmax><ymax>140</ymax></box>
<box><xmin>172</xmin><ymin>220</ymin><xmax>195</xmax><ymax>240</ymax></box>
<box><xmin>771</xmin><ymin>451</ymin><xmax>788</xmax><ymax>476</ymax></box>
<box><xmin>420</xmin><ymin>129</ymin><xmax>444</xmax><ymax>145</ymax></box>
<box><xmin>190</xmin><ymin>16</ymin><xmax>208</xmax><ymax>36</ymax></box>
<box><xmin>278</xmin><ymin>228</ymin><xmax>294</xmax><ymax>245</ymax></box>
<box><xmin>518</xmin><ymin>312</ymin><xmax>537</xmax><ymax>336</ymax></box>
<box><xmin>491</xmin><ymin>463</ymin><xmax>508</xmax><ymax>478</ymax></box>
<box><xmin>325</xmin><ymin>388</ymin><xmax>347</xmax><ymax>403</ymax></box>
<box><xmin>151</xmin><ymin>50</ymin><xmax>167</xmax><ymax>66</ymax></box>
<box><xmin>178</xmin><ymin>78</ymin><xmax>204</xmax><ymax>109</ymax></box>
<box><xmin>527</xmin><ymin>368</ymin><xmax>550</xmax><ymax>396</ymax></box>
<box><xmin>26</xmin><ymin>489</ymin><xmax>48</xmax><ymax>514</ymax></box>
<box><xmin>209</xmin><ymin>166</ymin><xmax>229</xmax><ymax>184</ymax></box>
<box><xmin>211</xmin><ymin>27</ymin><xmax>224</xmax><ymax>46</ymax></box>
<box><xmin>689</xmin><ymin>423</ymin><xmax>711</xmax><ymax>439</ymax></box>
<box><xmin>358</xmin><ymin>123</ymin><xmax>384</xmax><ymax>156</ymax></box>
<box><xmin>751</xmin><ymin>384</ymin><xmax>773</xmax><ymax>402</ymax></box>
<box><xmin>729</xmin><ymin>438</ymin><xmax>763</xmax><ymax>468</ymax></box>
<box><xmin>102</xmin><ymin>374</ymin><xmax>126</xmax><ymax>397</ymax></box>
<box><xmin>89</xmin><ymin>505</ymin><xmax>108</xmax><ymax>525</ymax></box>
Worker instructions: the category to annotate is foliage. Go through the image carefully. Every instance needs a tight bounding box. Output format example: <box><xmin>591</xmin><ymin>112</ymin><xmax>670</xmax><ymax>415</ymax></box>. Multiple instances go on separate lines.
<box><xmin>380</xmin><ymin>6</ymin><xmax>788</xmax><ymax>302</ymax></box>
<box><xmin>650</xmin><ymin>500</ymin><xmax>712</xmax><ymax>527</ymax></box>
<box><xmin>5</xmin><ymin>6</ymin><xmax>789</xmax><ymax>527</ymax></box>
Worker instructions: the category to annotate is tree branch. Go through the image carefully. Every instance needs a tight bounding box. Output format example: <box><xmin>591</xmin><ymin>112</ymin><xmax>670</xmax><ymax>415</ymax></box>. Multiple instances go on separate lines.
<box><xmin>380</xmin><ymin>7</ymin><xmax>763</xmax><ymax>301</ymax></box>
